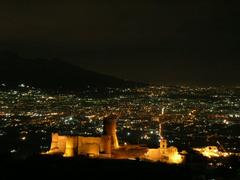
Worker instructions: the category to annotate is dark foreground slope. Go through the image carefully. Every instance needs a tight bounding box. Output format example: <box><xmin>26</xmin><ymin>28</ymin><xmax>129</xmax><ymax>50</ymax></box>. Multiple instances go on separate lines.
<box><xmin>0</xmin><ymin>153</ymin><xmax>239</xmax><ymax>180</ymax></box>
<box><xmin>0</xmin><ymin>155</ymin><xmax>188</xmax><ymax>180</ymax></box>
<box><xmin>0</xmin><ymin>52</ymin><xmax>142</xmax><ymax>90</ymax></box>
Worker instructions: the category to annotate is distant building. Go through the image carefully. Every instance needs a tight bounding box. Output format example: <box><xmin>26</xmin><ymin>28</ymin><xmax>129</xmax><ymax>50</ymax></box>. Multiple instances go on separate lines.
<box><xmin>193</xmin><ymin>146</ymin><xmax>229</xmax><ymax>158</ymax></box>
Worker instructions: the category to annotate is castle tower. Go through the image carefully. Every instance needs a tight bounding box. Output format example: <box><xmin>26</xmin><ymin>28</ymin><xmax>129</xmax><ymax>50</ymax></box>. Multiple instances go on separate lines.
<box><xmin>49</xmin><ymin>133</ymin><xmax>59</xmax><ymax>152</ymax></box>
<box><xmin>103</xmin><ymin>115</ymin><xmax>119</xmax><ymax>149</ymax></box>
<box><xmin>160</xmin><ymin>139</ymin><xmax>167</xmax><ymax>149</ymax></box>
<box><xmin>63</xmin><ymin>136</ymin><xmax>77</xmax><ymax>157</ymax></box>
<box><xmin>101</xmin><ymin>135</ymin><xmax>112</xmax><ymax>154</ymax></box>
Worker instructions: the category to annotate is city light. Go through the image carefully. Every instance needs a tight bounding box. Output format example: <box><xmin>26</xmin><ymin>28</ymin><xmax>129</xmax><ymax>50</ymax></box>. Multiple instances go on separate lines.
<box><xmin>0</xmin><ymin>85</ymin><xmax>239</xmax><ymax>166</ymax></box>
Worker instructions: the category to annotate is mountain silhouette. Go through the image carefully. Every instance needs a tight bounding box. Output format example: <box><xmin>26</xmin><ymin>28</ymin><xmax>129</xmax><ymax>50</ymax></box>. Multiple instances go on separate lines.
<box><xmin>0</xmin><ymin>51</ymin><xmax>142</xmax><ymax>90</ymax></box>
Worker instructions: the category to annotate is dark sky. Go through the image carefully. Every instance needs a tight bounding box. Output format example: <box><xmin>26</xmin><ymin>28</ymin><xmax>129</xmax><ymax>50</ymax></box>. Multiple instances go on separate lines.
<box><xmin>0</xmin><ymin>1</ymin><xmax>239</xmax><ymax>85</ymax></box>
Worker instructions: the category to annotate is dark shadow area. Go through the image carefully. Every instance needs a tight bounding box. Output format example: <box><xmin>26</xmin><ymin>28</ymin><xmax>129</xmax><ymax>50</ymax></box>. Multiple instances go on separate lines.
<box><xmin>0</xmin><ymin>152</ymin><xmax>239</xmax><ymax>180</ymax></box>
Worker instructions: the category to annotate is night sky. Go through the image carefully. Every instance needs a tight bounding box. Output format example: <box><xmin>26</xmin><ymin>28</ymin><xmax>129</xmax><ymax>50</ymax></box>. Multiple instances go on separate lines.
<box><xmin>0</xmin><ymin>1</ymin><xmax>239</xmax><ymax>85</ymax></box>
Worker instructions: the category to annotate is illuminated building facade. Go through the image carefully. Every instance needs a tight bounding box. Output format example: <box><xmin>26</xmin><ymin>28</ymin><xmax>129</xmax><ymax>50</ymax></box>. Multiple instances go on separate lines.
<box><xmin>144</xmin><ymin>138</ymin><xmax>183</xmax><ymax>164</ymax></box>
<box><xmin>47</xmin><ymin>133</ymin><xmax>111</xmax><ymax>157</ymax></box>
<box><xmin>45</xmin><ymin>114</ymin><xmax>184</xmax><ymax>164</ymax></box>
<box><xmin>144</xmin><ymin>110</ymin><xmax>184</xmax><ymax>164</ymax></box>
<box><xmin>46</xmin><ymin>117</ymin><xmax>118</xmax><ymax>157</ymax></box>
<box><xmin>193</xmin><ymin>146</ymin><xmax>230</xmax><ymax>158</ymax></box>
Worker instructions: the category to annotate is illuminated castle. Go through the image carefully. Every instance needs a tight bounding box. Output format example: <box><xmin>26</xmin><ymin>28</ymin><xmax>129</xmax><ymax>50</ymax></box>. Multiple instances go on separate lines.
<box><xmin>45</xmin><ymin>111</ymin><xmax>184</xmax><ymax>164</ymax></box>
<box><xmin>46</xmin><ymin>115</ymin><xmax>119</xmax><ymax>158</ymax></box>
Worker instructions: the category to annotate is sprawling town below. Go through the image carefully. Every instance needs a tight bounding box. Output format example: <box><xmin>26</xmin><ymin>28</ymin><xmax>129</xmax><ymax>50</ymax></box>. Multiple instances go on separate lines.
<box><xmin>0</xmin><ymin>84</ymin><xmax>239</xmax><ymax>163</ymax></box>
